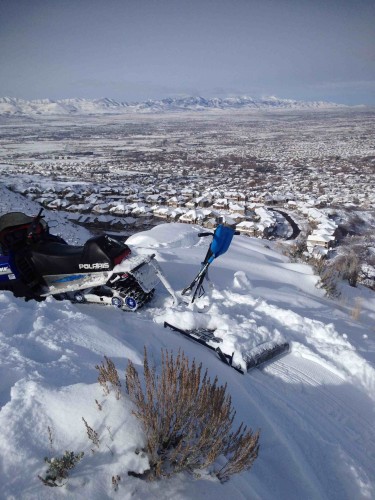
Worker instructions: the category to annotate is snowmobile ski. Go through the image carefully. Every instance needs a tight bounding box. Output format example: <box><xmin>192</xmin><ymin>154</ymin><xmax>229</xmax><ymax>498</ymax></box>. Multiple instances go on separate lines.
<box><xmin>243</xmin><ymin>340</ymin><xmax>290</xmax><ymax>370</ymax></box>
<box><xmin>164</xmin><ymin>321</ymin><xmax>243</xmax><ymax>373</ymax></box>
<box><xmin>164</xmin><ymin>321</ymin><xmax>290</xmax><ymax>374</ymax></box>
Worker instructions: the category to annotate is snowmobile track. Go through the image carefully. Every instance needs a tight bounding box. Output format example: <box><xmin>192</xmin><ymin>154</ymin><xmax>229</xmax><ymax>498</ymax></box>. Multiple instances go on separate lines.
<box><xmin>257</xmin><ymin>354</ymin><xmax>375</xmax><ymax>466</ymax></box>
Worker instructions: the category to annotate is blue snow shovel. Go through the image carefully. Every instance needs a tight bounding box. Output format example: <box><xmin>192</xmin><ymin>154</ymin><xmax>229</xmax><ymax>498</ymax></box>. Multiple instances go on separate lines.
<box><xmin>182</xmin><ymin>224</ymin><xmax>237</xmax><ymax>303</ymax></box>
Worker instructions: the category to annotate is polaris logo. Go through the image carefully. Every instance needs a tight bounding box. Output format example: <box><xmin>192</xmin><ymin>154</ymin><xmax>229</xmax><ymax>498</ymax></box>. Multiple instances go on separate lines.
<box><xmin>79</xmin><ymin>263</ymin><xmax>110</xmax><ymax>270</ymax></box>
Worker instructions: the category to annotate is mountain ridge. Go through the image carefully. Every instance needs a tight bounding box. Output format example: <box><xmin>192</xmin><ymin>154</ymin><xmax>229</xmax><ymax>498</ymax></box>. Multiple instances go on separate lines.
<box><xmin>0</xmin><ymin>95</ymin><xmax>344</xmax><ymax>116</ymax></box>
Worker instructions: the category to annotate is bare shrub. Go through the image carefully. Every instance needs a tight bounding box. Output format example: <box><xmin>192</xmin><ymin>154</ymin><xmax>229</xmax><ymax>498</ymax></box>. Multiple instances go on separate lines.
<box><xmin>312</xmin><ymin>258</ymin><xmax>340</xmax><ymax>298</ymax></box>
<box><xmin>287</xmin><ymin>238</ymin><xmax>307</xmax><ymax>261</ymax></box>
<box><xmin>341</xmin><ymin>232</ymin><xmax>375</xmax><ymax>289</ymax></box>
<box><xmin>38</xmin><ymin>450</ymin><xmax>84</xmax><ymax>487</ymax></box>
<box><xmin>341</xmin><ymin>213</ymin><xmax>365</xmax><ymax>235</ymax></box>
<box><xmin>334</xmin><ymin>251</ymin><xmax>360</xmax><ymax>287</ymax></box>
<box><xmin>125</xmin><ymin>348</ymin><xmax>259</xmax><ymax>481</ymax></box>
<box><xmin>307</xmin><ymin>220</ymin><xmax>319</xmax><ymax>232</ymax></box>
<box><xmin>96</xmin><ymin>356</ymin><xmax>121</xmax><ymax>399</ymax></box>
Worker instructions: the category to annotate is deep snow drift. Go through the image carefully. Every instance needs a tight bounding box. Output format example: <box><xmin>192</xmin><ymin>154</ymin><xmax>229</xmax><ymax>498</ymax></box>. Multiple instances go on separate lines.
<box><xmin>0</xmin><ymin>192</ymin><xmax>374</xmax><ymax>499</ymax></box>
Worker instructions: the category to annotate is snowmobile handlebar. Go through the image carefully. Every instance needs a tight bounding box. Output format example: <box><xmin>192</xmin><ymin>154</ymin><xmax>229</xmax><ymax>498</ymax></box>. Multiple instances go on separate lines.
<box><xmin>27</xmin><ymin>208</ymin><xmax>45</xmax><ymax>241</ymax></box>
<box><xmin>198</xmin><ymin>230</ymin><xmax>240</xmax><ymax>237</ymax></box>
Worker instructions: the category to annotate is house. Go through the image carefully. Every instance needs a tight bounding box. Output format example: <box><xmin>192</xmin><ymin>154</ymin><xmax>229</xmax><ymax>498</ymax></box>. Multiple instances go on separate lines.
<box><xmin>225</xmin><ymin>191</ymin><xmax>247</xmax><ymax>202</ymax></box>
<box><xmin>229</xmin><ymin>202</ymin><xmax>246</xmax><ymax>215</ymax></box>
<box><xmin>127</xmin><ymin>193</ymin><xmax>144</xmax><ymax>203</ymax></box>
<box><xmin>254</xmin><ymin>207</ymin><xmax>277</xmax><ymax>235</ymax></box>
<box><xmin>167</xmin><ymin>196</ymin><xmax>184</xmax><ymax>207</ymax></box>
<box><xmin>146</xmin><ymin>194</ymin><xmax>163</xmax><ymax>204</ymax></box>
<box><xmin>130</xmin><ymin>203</ymin><xmax>151</xmax><ymax>216</ymax></box>
<box><xmin>77</xmin><ymin>215</ymin><xmax>92</xmax><ymax>224</ymax></box>
<box><xmin>204</xmin><ymin>218</ymin><xmax>217</xmax><ymax>229</ymax></box>
<box><xmin>92</xmin><ymin>203</ymin><xmax>111</xmax><ymax>214</ymax></box>
<box><xmin>236</xmin><ymin>221</ymin><xmax>256</xmax><ymax>236</ymax></box>
<box><xmin>109</xmin><ymin>204</ymin><xmax>130</xmax><ymax>216</ymax></box>
<box><xmin>65</xmin><ymin>191</ymin><xmax>82</xmax><ymax>202</ymax></box>
<box><xmin>109</xmin><ymin>219</ymin><xmax>127</xmax><ymax>230</ymax></box>
<box><xmin>47</xmin><ymin>198</ymin><xmax>70</xmax><ymax>210</ymax></box>
<box><xmin>196</xmin><ymin>196</ymin><xmax>211</xmax><ymax>208</ymax></box>
<box><xmin>229</xmin><ymin>213</ymin><xmax>247</xmax><ymax>224</ymax></box>
<box><xmin>143</xmin><ymin>187</ymin><xmax>159</xmax><ymax>195</ymax></box>
<box><xmin>307</xmin><ymin>232</ymin><xmax>336</xmax><ymax>250</ymax></box>
<box><xmin>168</xmin><ymin>209</ymin><xmax>184</xmax><ymax>222</ymax></box>
<box><xmin>213</xmin><ymin>198</ymin><xmax>228</xmax><ymax>210</ymax></box>
<box><xmin>306</xmin><ymin>208</ymin><xmax>325</xmax><ymax>221</ymax></box>
<box><xmin>180</xmin><ymin>188</ymin><xmax>195</xmax><ymax>200</ymax></box>
<box><xmin>66</xmin><ymin>203</ymin><xmax>92</xmax><ymax>213</ymax></box>
<box><xmin>185</xmin><ymin>199</ymin><xmax>197</xmax><ymax>209</ymax></box>
<box><xmin>123</xmin><ymin>216</ymin><xmax>137</xmax><ymax>227</ymax></box>
<box><xmin>217</xmin><ymin>214</ymin><xmax>236</xmax><ymax>226</ymax></box>
<box><xmin>34</xmin><ymin>197</ymin><xmax>54</xmax><ymax>207</ymax></box>
<box><xmin>153</xmin><ymin>207</ymin><xmax>170</xmax><ymax>219</ymax></box>
<box><xmin>94</xmin><ymin>215</ymin><xmax>114</xmax><ymax>226</ymax></box>
<box><xmin>285</xmin><ymin>200</ymin><xmax>297</xmax><ymax>209</ymax></box>
<box><xmin>179</xmin><ymin>209</ymin><xmax>198</xmax><ymax>224</ymax></box>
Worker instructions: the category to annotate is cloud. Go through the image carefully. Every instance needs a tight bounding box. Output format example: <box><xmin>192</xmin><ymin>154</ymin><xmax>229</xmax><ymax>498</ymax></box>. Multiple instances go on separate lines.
<box><xmin>309</xmin><ymin>80</ymin><xmax>375</xmax><ymax>91</ymax></box>
<box><xmin>68</xmin><ymin>79</ymin><xmax>175</xmax><ymax>101</ymax></box>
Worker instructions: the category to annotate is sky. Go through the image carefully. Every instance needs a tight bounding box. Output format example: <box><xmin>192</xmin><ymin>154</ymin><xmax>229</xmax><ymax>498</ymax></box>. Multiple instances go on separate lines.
<box><xmin>0</xmin><ymin>0</ymin><xmax>374</xmax><ymax>105</ymax></box>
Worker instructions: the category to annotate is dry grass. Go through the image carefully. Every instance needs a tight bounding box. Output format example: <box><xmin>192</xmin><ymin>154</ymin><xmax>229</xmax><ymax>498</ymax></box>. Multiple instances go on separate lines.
<box><xmin>351</xmin><ymin>297</ymin><xmax>363</xmax><ymax>321</ymax></box>
<box><xmin>112</xmin><ymin>474</ymin><xmax>121</xmax><ymax>491</ymax></box>
<box><xmin>82</xmin><ymin>417</ymin><xmax>100</xmax><ymax>449</ymax></box>
<box><xmin>95</xmin><ymin>356</ymin><xmax>121</xmax><ymax>399</ymax></box>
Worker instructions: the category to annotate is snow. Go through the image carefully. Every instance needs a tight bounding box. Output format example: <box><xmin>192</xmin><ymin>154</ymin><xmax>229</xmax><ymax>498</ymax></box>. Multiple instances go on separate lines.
<box><xmin>0</xmin><ymin>188</ymin><xmax>374</xmax><ymax>499</ymax></box>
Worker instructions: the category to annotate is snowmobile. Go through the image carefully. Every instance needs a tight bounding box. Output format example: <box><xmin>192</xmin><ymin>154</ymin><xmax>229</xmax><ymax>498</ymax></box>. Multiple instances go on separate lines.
<box><xmin>0</xmin><ymin>210</ymin><xmax>290</xmax><ymax>373</ymax></box>
<box><xmin>0</xmin><ymin>209</ymin><xmax>165</xmax><ymax>311</ymax></box>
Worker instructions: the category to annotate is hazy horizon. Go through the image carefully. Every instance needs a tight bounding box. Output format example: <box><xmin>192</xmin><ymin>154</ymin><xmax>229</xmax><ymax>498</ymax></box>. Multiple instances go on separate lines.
<box><xmin>1</xmin><ymin>0</ymin><xmax>374</xmax><ymax>105</ymax></box>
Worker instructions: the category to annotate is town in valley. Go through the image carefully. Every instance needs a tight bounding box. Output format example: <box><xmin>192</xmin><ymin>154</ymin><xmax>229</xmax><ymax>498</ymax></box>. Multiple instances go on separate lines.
<box><xmin>1</xmin><ymin>106</ymin><xmax>374</xmax><ymax>287</ymax></box>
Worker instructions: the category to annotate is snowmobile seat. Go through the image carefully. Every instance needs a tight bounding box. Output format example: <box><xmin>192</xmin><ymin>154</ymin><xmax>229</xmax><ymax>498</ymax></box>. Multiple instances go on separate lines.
<box><xmin>27</xmin><ymin>241</ymin><xmax>85</xmax><ymax>276</ymax></box>
<box><xmin>81</xmin><ymin>235</ymin><xmax>130</xmax><ymax>265</ymax></box>
<box><xmin>32</xmin><ymin>241</ymin><xmax>83</xmax><ymax>257</ymax></box>
<box><xmin>26</xmin><ymin>235</ymin><xmax>128</xmax><ymax>276</ymax></box>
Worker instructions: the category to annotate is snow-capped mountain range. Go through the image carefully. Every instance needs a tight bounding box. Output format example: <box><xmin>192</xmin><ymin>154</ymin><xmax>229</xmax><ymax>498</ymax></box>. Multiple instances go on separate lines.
<box><xmin>0</xmin><ymin>95</ymin><xmax>343</xmax><ymax>116</ymax></box>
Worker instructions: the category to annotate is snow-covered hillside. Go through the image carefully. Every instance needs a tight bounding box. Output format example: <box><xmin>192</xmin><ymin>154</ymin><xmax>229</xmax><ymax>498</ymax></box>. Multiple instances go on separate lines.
<box><xmin>0</xmin><ymin>189</ymin><xmax>374</xmax><ymax>499</ymax></box>
<box><xmin>0</xmin><ymin>95</ymin><xmax>343</xmax><ymax>116</ymax></box>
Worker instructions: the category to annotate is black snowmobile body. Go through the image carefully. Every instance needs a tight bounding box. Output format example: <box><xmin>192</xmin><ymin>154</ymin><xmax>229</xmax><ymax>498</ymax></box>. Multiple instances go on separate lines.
<box><xmin>0</xmin><ymin>211</ymin><xmax>158</xmax><ymax>311</ymax></box>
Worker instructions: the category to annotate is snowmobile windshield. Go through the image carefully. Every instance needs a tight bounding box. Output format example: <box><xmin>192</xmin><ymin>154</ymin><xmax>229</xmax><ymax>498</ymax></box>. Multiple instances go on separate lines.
<box><xmin>0</xmin><ymin>212</ymin><xmax>48</xmax><ymax>254</ymax></box>
<box><xmin>0</xmin><ymin>212</ymin><xmax>35</xmax><ymax>233</ymax></box>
